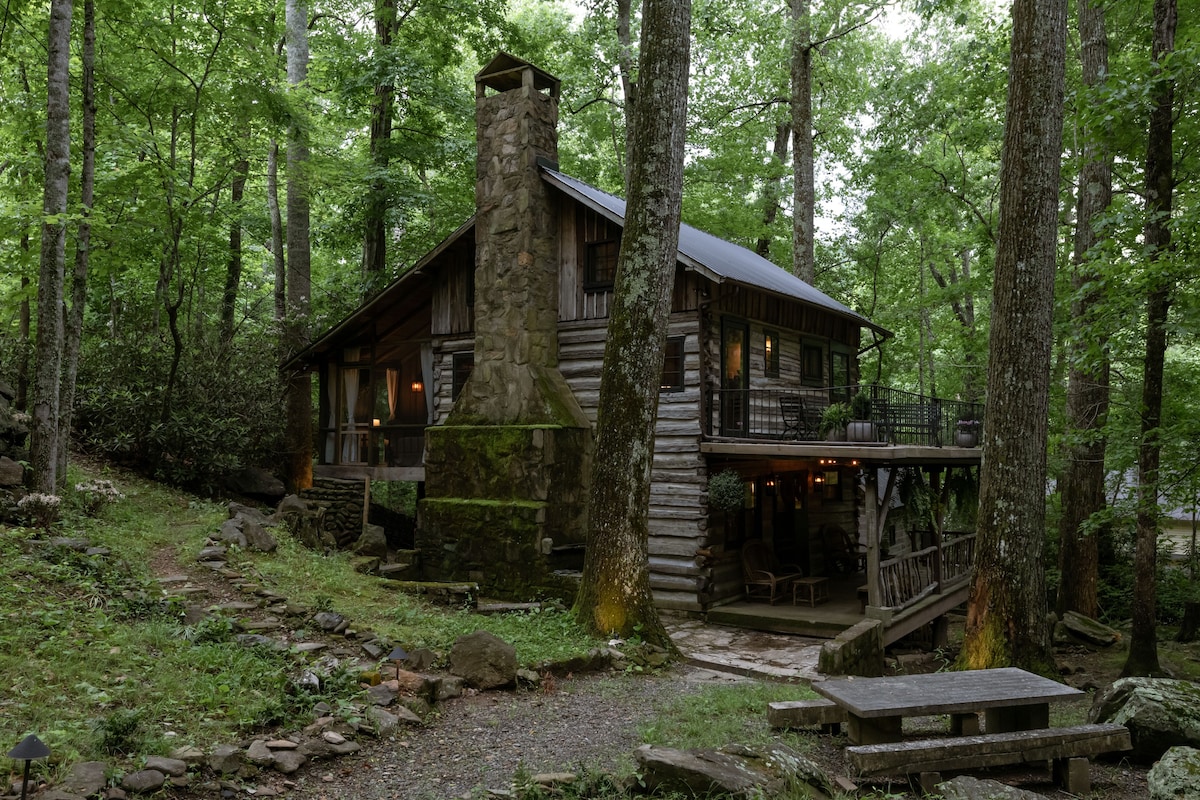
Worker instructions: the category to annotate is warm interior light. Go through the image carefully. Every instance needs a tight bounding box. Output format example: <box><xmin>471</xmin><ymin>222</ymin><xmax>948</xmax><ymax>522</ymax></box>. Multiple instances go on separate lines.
<box><xmin>411</xmin><ymin>380</ymin><xmax>424</xmax><ymax>393</ymax></box>
<box><xmin>372</xmin><ymin>418</ymin><xmax>381</xmax><ymax>427</ymax></box>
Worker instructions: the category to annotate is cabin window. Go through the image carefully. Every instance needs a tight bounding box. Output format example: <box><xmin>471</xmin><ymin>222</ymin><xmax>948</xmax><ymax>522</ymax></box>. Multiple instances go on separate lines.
<box><xmin>452</xmin><ymin>352</ymin><xmax>474</xmax><ymax>400</ymax></box>
<box><xmin>802</xmin><ymin>342</ymin><xmax>824</xmax><ymax>386</ymax></box>
<box><xmin>584</xmin><ymin>239</ymin><xmax>619</xmax><ymax>289</ymax></box>
<box><xmin>763</xmin><ymin>330</ymin><xmax>780</xmax><ymax>378</ymax></box>
<box><xmin>661</xmin><ymin>337</ymin><xmax>685</xmax><ymax>392</ymax></box>
<box><xmin>831</xmin><ymin>348</ymin><xmax>851</xmax><ymax>402</ymax></box>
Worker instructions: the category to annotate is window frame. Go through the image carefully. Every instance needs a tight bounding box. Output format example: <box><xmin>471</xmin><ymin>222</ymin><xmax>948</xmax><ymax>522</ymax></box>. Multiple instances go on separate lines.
<box><xmin>584</xmin><ymin>239</ymin><xmax>620</xmax><ymax>290</ymax></box>
<box><xmin>660</xmin><ymin>336</ymin><xmax>685</xmax><ymax>393</ymax></box>
<box><xmin>763</xmin><ymin>329</ymin><xmax>780</xmax><ymax>378</ymax></box>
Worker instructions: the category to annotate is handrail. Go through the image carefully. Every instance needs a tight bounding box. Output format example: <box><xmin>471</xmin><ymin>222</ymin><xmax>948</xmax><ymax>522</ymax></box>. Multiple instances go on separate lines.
<box><xmin>876</xmin><ymin>533</ymin><xmax>978</xmax><ymax>611</ymax></box>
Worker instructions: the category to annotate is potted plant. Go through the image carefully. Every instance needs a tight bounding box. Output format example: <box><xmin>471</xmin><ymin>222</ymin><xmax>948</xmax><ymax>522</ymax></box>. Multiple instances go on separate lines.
<box><xmin>955</xmin><ymin>419</ymin><xmax>981</xmax><ymax>447</ymax></box>
<box><xmin>819</xmin><ymin>402</ymin><xmax>852</xmax><ymax>441</ymax></box>
<box><xmin>707</xmin><ymin>469</ymin><xmax>746</xmax><ymax>547</ymax></box>
<box><xmin>847</xmin><ymin>392</ymin><xmax>876</xmax><ymax>442</ymax></box>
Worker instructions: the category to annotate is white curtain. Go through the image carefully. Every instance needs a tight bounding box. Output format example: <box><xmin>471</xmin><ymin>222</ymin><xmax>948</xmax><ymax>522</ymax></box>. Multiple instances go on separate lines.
<box><xmin>386</xmin><ymin>368</ymin><xmax>400</xmax><ymax>422</ymax></box>
<box><xmin>324</xmin><ymin>367</ymin><xmax>337</xmax><ymax>463</ymax></box>
<box><xmin>420</xmin><ymin>343</ymin><xmax>434</xmax><ymax>424</ymax></box>
<box><xmin>341</xmin><ymin>367</ymin><xmax>360</xmax><ymax>462</ymax></box>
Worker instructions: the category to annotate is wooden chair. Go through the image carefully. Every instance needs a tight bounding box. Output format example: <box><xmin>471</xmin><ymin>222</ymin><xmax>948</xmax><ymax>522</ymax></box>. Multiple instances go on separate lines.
<box><xmin>742</xmin><ymin>539</ymin><xmax>804</xmax><ymax>604</ymax></box>
<box><xmin>822</xmin><ymin>524</ymin><xmax>868</xmax><ymax>575</ymax></box>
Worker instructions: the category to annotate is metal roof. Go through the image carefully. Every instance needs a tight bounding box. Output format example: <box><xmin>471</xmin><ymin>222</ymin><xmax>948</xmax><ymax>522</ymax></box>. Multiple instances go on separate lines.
<box><xmin>540</xmin><ymin>168</ymin><xmax>890</xmax><ymax>336</ymax></box>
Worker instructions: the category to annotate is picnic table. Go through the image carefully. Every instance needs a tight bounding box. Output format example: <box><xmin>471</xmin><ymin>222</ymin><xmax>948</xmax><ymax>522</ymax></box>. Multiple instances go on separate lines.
<box><xmin>812</xmin><ymin>667</ymin><xmax>1083</xmax><ymax>745</ymax></box>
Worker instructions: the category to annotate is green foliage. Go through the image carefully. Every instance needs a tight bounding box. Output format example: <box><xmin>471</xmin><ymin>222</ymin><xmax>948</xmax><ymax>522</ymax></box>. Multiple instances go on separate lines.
<box><xmin>639</xmin><ymin>682</ymin><xmax>819</xmax><ymax>751</ymax></box>
<box><xmin>818</xmin><ymin>403</ymin><xmax>852</xmax><ymax>436</ymax></box>
<box><xmin>850</xmin><ymin>391</ymin><xmax>872</xmax><ymax>420</ymax></box>
<box><xmin>707</xmin><ymin>469</ymin><xmax>746</xmax><ymax>512</ymax></box>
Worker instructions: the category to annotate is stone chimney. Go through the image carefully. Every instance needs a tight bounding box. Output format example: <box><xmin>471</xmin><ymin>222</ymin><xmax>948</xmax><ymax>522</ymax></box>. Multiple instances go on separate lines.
<box><xmin>418</xmin><ymin>54</ymin><xmax>592</xmax><ymax>602</ymax></box>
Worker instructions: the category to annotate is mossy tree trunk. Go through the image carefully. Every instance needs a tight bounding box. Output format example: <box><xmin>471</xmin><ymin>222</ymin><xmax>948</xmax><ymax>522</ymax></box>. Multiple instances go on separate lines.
<box><xmin>574</xmin><ymin>0</ymin><xmax>691</xmax><ymax>646</ymax></box>
<box><xmin>959</xmin><ymin>0</ymin><xmax>1066</xmax><ymax>674</ymax></box>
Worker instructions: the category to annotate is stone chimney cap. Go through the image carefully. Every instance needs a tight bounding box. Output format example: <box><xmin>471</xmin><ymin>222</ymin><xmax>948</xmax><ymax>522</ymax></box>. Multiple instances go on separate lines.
<box><xmin>476</xmin><ymin>52</ymin><xmax>560</xmax><ymax>98</ymax></box>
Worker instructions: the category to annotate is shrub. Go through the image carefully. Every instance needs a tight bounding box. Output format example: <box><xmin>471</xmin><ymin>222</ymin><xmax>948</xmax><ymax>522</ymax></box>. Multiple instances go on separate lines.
<box><xmin>17</xmin><ymin>493</ymin><xmax>62</xmax><ymax>530</ymax></box>
<box><xmin>74</xmin><ymin>479</ymin><xmax>126</xmax><ymax>516</ymax></box>
<box><xmin>707</xmin><ymin>469</ymin><xmax>745</xmax><ymax>512</ymax></box>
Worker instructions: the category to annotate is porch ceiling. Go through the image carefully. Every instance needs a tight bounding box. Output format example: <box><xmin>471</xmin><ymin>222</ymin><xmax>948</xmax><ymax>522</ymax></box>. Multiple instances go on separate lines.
<box><xmin>700</xmin><ymin>440</ymin><xmax>982</xmax><ymax>467</ymax></box>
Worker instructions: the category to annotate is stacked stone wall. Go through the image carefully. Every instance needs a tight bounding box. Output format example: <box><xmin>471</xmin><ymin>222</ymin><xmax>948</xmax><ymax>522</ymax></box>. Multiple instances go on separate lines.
<box><xmin>299</xmin><ymin>478</ymin><xmax>364</xmax><ymax>549</ymax></box>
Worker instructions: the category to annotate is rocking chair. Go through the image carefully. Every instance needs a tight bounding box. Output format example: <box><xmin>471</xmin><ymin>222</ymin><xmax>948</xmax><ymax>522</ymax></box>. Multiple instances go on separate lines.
<box><xmin>821</xmin><ymin>524</ymin><xmax>868</xmax><ymax>575</ymax></box>
<box><xmin>742</xmin><ymin>539</ymin><xmax>804</xmax><ymax>604</ymax></box>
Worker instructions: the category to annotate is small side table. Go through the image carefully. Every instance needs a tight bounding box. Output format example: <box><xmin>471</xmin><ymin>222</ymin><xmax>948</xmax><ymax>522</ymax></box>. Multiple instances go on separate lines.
<box><xmin>793</xmin><ymin>576</ymin><xmax>830</xmax><ymax>607</ymax></box>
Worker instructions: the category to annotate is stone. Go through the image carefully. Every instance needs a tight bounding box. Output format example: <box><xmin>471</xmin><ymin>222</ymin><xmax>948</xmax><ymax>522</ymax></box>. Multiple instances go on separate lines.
<box><xmin>355</xmin><ymin>525</ymin><xmax>389</xmax><ymax>559</ymax></box>
<box><xmin>39</xmin><ymin>791</ymin><xmax>84</xmax><ymax>800</ymax></box>
<box><xmin>104</xmin><ymin>788</ymin><xmax>127</xmax><ymax>799</ymax></box>
<box><xmin>169</xmin><ymin>745</ymin><xmax>206</xmax><ymax>764</ymax></box>
<box><xmin>1148</xmin><ymin>746</ymin><xmax>1200</xmax><ymax>800</ymax></box>
<box><xmin>397</xmin><ymin>696</ymin><xmax>431</xmax><ymax>718</ymax></box>
<box><xmin>197</xmin><ymin>546</ymin><xmax>227</xmax><ymax>561</ymax></box>
<box><xmin>1059</xmin><ymin>611</ymin><xmax>1122</xmax><ymax>648</ymax></box>
<box><xmin>120</xmin><ymin>770</ymin><xmax>165</xmax><ymax>793</ymax></box>
<box><xmin>245</xmin><ymin>740</ymin><xmax>275</xmax><ymax>766</ymax></box>
<box><xmin>242</xmin><ymin>519</ymin><xmax>278</xmax><ymax>553</ymax></box>
<box><xmin>394</xmin><ymin>669</ymin><xmax>438</xmax><ymax>700</ymax></box>
<box><xmin>313</xmin><ymin>611</ymin><xmax>345</xmax><ymax>632</ymax></box>
<box><xmin>216</xmin><ymin>519</ymin><xmax>248</xmax><ymax>548</ymax></box>
<box><xmin>0</xmin><ymin>456</ymin><xmax>24</xmax><ymax>486</ymax></box>
<box><xmin>449</xmin><ymin>629</ymin><xmax>518</xmax><ymax>690</ymax></box>
<box><xmin>404</xmin><ymin>648</ymin><xmax>438</xmax><ymax>671</ymax></box>
<box><xmin>367</xmin><ymin>683</ymin><xmax>397</xmax><ymax>706</ymax></box>
<box><xmin>207</xmin><ymin>744</ymin><xmax>243</xmax><ymax>774</ymax></box>
<box><xmin>236</xmin><ymin>634</ymin><xmax>286</xmax><ymax>651</ymax></box>
<box><xmin>1089</xmin><ymin>677</ymin><xmax>1200</xmax><ymax>761</ymax></box>
<box><xmin>434</xmin><ymin>674</ymin><xmax>465</xmax><ymax>701</ymax></box>
<box><xmin>227</xmin><ymin>467</ymin><xmax>285</xmax><ymax>500</ymax></box>
<box><xmin>143</xmin><ymin>756</ymin><xmax>187</xmax><ymax>777</ymax></box>
<box><xmin>635</xmin><ymin>743</ymin><xmax>835</xmax><ymax>799</ymax></box>
<box><xmin>266</xmin><ymin>739</ymin><xmax>299</xmax><ymax>750</ymax></box>
<box><xmin>936</xmin><ymin>775</ymin><xmax>1048</xmax><ymax>799</ymax></box>
<box><xmin>271</xmin><ymin>751</ymin><xmax>307</xmax><ymax>774</ymax></box>
<box><xmin>61</xmin><ymin>760</ymin><xmax>109</xmax><ymax>797</ymax></box>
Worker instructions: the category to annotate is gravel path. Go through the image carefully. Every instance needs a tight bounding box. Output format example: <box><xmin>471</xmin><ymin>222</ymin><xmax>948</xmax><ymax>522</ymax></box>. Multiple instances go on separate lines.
<box><xmin>277</xmin><ymin>667</ymin><xmax>744</xmax><ymax>800</ymax></box>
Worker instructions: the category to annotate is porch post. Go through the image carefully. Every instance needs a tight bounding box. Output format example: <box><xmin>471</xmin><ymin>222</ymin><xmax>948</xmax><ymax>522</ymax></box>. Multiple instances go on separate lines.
<box><xmin>864</xmin><ymin>467</ymin><xmax>881</xmax><ymax>609</ymax></box>
<box><xmin>930</xmin><ymin>467</ymin><xmax>946</xmax><ymax>592</ymax></box>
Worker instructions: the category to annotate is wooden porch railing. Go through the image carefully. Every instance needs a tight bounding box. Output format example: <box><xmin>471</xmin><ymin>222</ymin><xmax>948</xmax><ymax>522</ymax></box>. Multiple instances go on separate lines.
<box><xmin>877</xmin><ymin>533</ymin><xmax>977</xmax><ymax>611</ymax></box>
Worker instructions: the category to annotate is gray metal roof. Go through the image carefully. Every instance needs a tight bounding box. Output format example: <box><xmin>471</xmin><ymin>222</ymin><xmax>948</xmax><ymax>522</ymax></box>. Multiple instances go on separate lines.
<box><xmin>541</xmin><ymin>168</ymin><xmax>889</xmax><ymax>336</ymax></box>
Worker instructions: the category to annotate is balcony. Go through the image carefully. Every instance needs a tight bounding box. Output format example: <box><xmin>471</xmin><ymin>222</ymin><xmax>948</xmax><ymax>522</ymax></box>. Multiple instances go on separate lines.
<box><xmin>703</xmin><ymin>385</ymin><xmax>984</xmax><ymax>447</ymax></box>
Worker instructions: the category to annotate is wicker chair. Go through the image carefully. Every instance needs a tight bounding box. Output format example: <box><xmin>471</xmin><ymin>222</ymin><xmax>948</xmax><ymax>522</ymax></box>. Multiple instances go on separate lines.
<box><xmin>742</xmin><ymin>539</ymin><xmax>804</xmax><ymax>604</ymax></box>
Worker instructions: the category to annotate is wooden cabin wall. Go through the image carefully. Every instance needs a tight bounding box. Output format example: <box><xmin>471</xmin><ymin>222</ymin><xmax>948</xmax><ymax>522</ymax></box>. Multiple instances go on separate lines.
<box><xmin>430</xmin><ymin>245</ymin><xmax>475</xmax><ymax>336</ymax></box>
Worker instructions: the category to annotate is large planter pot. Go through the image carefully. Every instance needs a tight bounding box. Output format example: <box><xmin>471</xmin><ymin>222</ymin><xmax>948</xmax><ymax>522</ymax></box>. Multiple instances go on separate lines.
<box><xmin>847</xmin><ymin>421</ymin><xmax>876</xmax><ymax>442</ymax></box>
<box><xmin>955</xmin><ymin>430</ymin><xmax>979</xmax><ymax>447</ymax></box>
<box><xmin>824</xmin><ymin>428</ymin><xmax>847</xmax><ymax>442</ymax></box>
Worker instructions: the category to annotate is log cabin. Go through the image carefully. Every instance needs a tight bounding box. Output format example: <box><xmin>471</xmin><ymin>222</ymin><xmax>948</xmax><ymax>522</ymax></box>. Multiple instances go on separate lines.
<box><xmin>288</xmin><ymin>54</ymin><xmax>983</xmax><ymax>644</ymax></box>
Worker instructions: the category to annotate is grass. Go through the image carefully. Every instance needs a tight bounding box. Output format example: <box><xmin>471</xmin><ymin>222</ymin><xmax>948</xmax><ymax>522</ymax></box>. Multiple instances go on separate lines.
<box><xmin>0</xmin><ymin>461</ymin><xmax>605</xmax><ymax>779</ymax></box>
<box><xmin>639</xmin><ymin>681</ymin><xmax>820</xmax><ymax>751</ymax></box>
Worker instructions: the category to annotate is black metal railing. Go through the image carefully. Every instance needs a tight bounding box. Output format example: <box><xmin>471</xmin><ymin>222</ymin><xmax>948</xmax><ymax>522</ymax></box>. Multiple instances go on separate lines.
<box><xmin>704</xmin><ymin>384</ymin><xmax>984</xmax><ymax>447</ymax></box>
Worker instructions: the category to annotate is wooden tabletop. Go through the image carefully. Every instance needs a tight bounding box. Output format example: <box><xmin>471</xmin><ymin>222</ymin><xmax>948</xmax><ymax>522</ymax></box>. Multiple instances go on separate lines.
<box><xmin>812</xmin><ymin>667</ymin><xmax>1083</xmax><ymax>719</ymax></box>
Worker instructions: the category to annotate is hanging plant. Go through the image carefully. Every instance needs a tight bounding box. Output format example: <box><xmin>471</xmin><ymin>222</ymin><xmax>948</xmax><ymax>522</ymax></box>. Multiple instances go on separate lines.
<box><xmin>707</xmin><ymin>469</ymin><xmax>745</xmax><ymax>513</ymax></box>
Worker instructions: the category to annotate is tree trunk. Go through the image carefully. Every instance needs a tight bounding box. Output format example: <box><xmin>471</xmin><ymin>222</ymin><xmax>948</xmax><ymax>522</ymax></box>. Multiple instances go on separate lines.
<box><xmin>575</xmin><ymin>0</ymin><xmax>691</xmax><ymax>648</ymax></box>
<box><xmin>616</xmin><ymin>0</ymin><xmax>637</xmax><ymax>184</ymax></box>
<box><xmin>1122</xmin><ymin>0</ymin><xmax>1175</xmax><ymax>680</ymax></box>
<box><xmin>221</xmin><ymin>156</ymin><xmax>250</xmax><ymax>347</ymax></box>
<box><xmin>17</xmin><ymin>270</ymin><xmax>30</xmax><ymax>412</ymax></box>
<box><xmin>1056</xmin><ymin>0</ymin><xmax>1112</xmax><ymax>620</ymax></box>
<box><xmin>960</xmin><ymin>0</ymin><xmax>1066</xmax><ymax>674</ymax></box>
<box><xmin>57</xmin><ymin>0</ymin><xmax>96</xmax><ymax>488</ymax></box>
<box><xmin>31</xmin><ymin>0</ymin><xmax>73</xmax><ymax>493</ymax></box>
<box><xmin>1176</xmin><ymin>602</ymin><xmax>1200</xmax><ymax>644</ymax></box>
<box><xmin>362</xmin><ymin>0</ymin><xmax>397</xmax><ymax>297</ymax></box>
<box><xmin>268</xmin><ymin>141</ymin><xmax>286</xmax><ymax>328</ymax></box>
<box><xmin>283</xmin><ymin>0</ymin><xmax>313</xmax><ymax>493</ymax></box>
<box><xmin>755</xmin><ymin>122</ymin><xmax>790</xmax><ymax>259</ymax></box>
<box><xmin>790</xmin><ymin>0</ymin><xmax>814</xmax><ymax>283</ymax></box>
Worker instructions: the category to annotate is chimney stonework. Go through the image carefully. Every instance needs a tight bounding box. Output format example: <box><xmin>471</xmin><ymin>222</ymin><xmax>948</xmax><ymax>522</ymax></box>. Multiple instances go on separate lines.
<box><xmin>417</xmin><ymin>55</ymin><xmax>593</xmax><ymax>601</ymax></box>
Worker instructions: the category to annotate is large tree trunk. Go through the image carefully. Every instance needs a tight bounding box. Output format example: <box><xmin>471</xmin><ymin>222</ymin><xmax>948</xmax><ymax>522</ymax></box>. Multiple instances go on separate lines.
<box><xmin>362</xmin><ymin>0</ymin><xmax>397</xmax><ymax>297</ymax></box>
<box><xmin>268</xmin><ymin>141</ymin><xmax>286</xmax><ymax>328</ymax></box>
<box><xmin>575</xmin><ymin>0</ymin><xmax>691</xmax><ymax>647</ymax></box>
<box><xmin>31</xmin><ymin>0</ymin><xmax>73</xmax><ymax>493</ymax></box>
<box><xmin>960</xmin><ymin>0</ymin><xmax>1066</xmax><ymax>673</ymax></box>
<box><xmin>1056</xmin><ymin>0</ymin><xmax>1112</xmax><ymax>619</ymax></box>
<box><xmin>789</xmin><ymin>0</ymin><xmax>814</xmax><ymax>283</ymax></box>
<box><xmin>57</xmin><ymin>0</ymin><xmax>96</xmax><ymax>487</ymax></box>
<box><xmin>283</xmin><ymin>0</ymin><xmax>313</xmax><ymax>493</ymax></box>
<box><xmin>1123</xmin><ymin>0</ymin><xmax>1176</xmax><ymax>679</ymax></box>
<box><xmin>615</xmin><ymin>0</ymin><xmax>637</xmax><ymax>184</ymax></box>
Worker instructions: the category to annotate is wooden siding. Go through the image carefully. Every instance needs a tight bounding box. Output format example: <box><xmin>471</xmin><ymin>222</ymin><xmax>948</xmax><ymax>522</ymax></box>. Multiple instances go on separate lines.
<box><xmin>431</xmin><ymin>243</ymin><xmax>475</xmax><ymax>336</ymax></box>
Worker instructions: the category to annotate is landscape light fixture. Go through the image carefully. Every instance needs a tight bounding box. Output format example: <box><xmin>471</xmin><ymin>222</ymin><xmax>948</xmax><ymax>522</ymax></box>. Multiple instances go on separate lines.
<box><xmin>388</xmin><ymin>645</ymin><xmax>408</xmax><ymax>665</ymax></box>
<box><xmin>8</xmin><ymin>734</ymin><xmax>50</xmax><ymax>800</ymax></box>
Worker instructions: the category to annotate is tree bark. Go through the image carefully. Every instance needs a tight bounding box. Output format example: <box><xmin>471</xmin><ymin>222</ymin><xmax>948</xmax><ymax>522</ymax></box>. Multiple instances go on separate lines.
<box><xmin>57</xmin><ymin>0</ymin><xmax>96</xmax><ymax>487</ymax></box>
<box><xmin>221</xmin><ymin>156</ymin><xmax>250</xmax><ymax>347</ymax></box>
<box><xmin>790</xmin><ymin>0</ymin><xmax>814</xmax><ymax>283</ymax></box>
<box><xmin>1056</xmin><ymin>0</ymin><xmax>1112</xmax><ymax>620</ymax></box>
<box><xmin>268</xmin><ymin>141</ymin><xmax>286</xmax><ymax>328</ymax></box>
<box><xmin>960</xmin><ymin>0</ymin><xmax>1066</xmax><ymax>674</ymax></box>
<box><xmin>575</xmin><ymin>0</ymin><xmax>691</xmax><ymax>647</ymax></box>
<box><xmin>755</xmin><ymin>122</ymin><xmax>790</xmax><ymax>259</ymax></box>
<box><xmin>616</xmin><ymin>0</ymin><xmax>637</xmax><ymax>185</ymax></box>
<box><xmin>1123</xmin><ymin>0</ymin><xmax>1176</xmax><ymax>679</ymax></box>
<box><xmin>362</xmin><ymin>0</ymin><xmax>397</xmax><ymax>297</ymax></box>
<box><xmin>31</xmin><ymin>0</ymin><xmax>73</xmax><ymax>493</ymax></box>
<box><xmin>283</xmin><ymin>0</ymin><xmax>314</xmax><ymax>493</ymax></box>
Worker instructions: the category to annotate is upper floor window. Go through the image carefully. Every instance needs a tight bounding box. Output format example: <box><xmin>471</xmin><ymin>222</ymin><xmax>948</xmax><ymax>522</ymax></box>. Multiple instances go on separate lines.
<box><xmin>452</xmin><ymin>352</ymin><xmax>474</xmax><ymax>401</ymax></box>
<box><xmin>831</xmin><ymin>348</ymin><xmax>851</xmax><ymax>402</ymax></box>
<box><xmin>802</xmin><ymin>342</ymin><xmax>824</xmax><ymax>386</ymax></box>
<box><xmin>661</xmin><ymin>337</ymin><xmax>685</xmax><ymax>392</ymax></box>
<box><xmin>763</xmin><ymin>330</ymin><xmax>780</xmax><ymax>378</ymax></box>
<box><xmin>585</xmin><ymin>239</ymin><xmax>620</xmax><ymax>289</ymax></box>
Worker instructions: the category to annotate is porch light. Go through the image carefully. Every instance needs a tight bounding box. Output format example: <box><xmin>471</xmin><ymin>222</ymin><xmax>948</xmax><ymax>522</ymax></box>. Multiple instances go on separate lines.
<box><xmin>8</xmin><ymin>734</ymin><xmax>50</xmax><ymax>800</ymax></box>
<box><xmin>813</xmin><ymin>473</ymin><xmax>825</xmax><ymax>485</ymax></box>
<box><xmin>372</xmin><ymin>418</ymin><xmax>381</xmax><ymax>427</ymax></box>
<box><xmin>411</xmin><ymin>380</ymin><xmax>424</xmax><ymax>393</ymax></box>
